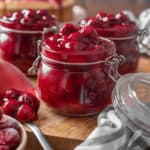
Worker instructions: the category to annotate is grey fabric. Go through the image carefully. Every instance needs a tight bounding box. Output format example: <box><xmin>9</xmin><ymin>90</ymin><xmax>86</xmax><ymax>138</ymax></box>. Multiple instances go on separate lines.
<box><xmin>75</xmin><ymin>106</ymin><xmax>150</xmax><ymax>150</ymax></box>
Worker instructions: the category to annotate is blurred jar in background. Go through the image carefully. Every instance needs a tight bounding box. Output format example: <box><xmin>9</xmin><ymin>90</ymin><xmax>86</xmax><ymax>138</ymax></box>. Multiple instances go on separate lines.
<box><xmin>4</xmin><ymin>0</ymin><xmax>75</xmax><ymax>21</ymax></box>
<box><xmin>0</xmin><ymin>9</ymin><xmax>58</xmax><ymax>75</ymax></box>
<box><xmin>79</xmin><ymin>12</ymin><xmax>140</xmax><ymax>74</ymax></box>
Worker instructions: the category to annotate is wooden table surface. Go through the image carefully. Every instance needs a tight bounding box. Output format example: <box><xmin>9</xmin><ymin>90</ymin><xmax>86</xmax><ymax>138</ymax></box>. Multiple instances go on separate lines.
<box><xmin>25</xmin><ymin>56</ymin><xmax>150</xmax><ymax>150</ymax></box>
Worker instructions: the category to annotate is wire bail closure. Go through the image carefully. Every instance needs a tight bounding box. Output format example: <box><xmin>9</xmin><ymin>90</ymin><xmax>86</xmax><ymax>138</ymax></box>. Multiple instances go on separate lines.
<box><xmin>28</xmin><ymin>40</ymin><xmax>42</xmax><ymax>76</ymax></box>
<box><xmin>105</xmin><ymin>54</ymin><xmax>126</xmax><ymax>82</ymax></box>
<box><xmin>28</xmin><ymin>26</ymin><xmax>58</xmax><ymax>76</ymax></box>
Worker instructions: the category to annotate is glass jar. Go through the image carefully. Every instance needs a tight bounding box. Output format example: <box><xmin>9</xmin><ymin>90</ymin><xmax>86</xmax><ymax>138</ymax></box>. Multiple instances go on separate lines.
<box><xmin>107</xmin><ymin>36</ymin><xmax>139</xmax><ymax>74</ymax></box>
<box><xmin>112</xmin><ymin>73</ymin><xmax>150</xmax><ymax>149</ymax></box>
<box><xmin>36</xmin><ymin>36</ymin><xmax>125</xmax><ymax>116</ymax></box>
<box><xmin>95</xmin><ymin>27</ymin><xmax>140</xmax><ymax>75</ymax></box>
<box><xmin>0</xmin><ymin>9</ymin><xmax>58</xmax><ymax>76</ymax></box>
<box><xmin>79</xmin><ymin>12</ymin><xmax>140</xmax><ymax>75</ymax></box>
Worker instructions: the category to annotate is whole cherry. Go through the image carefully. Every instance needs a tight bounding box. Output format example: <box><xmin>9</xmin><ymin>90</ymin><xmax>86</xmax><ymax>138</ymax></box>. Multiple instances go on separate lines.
<box><xmin>60</xmin><ymin>23</ymin><xmax>77</xmax><ymax>36</ymax></box>
<box><xmin>80</xmin><ymin>26</ymin><xmax>97</xmax><ymax>42</ymax></box>
<box><xmin>87</xmin><ymin>18</ymin><xmax>102</xmax><ymax>28</ymax></box>
<box><xmin>2</xmin><ymin>100</ymin><xmax>21</xmax><ymax>117</ymax></box>
<box><xmin>18</xmin><ymin>93</ymin><xmax>40</xmax><ymax>112</ymax></box>
<box><xmin>4</xmin><ymin>89</ymin><xmax>22</xmax><ymax>100</ymax></box>
<box><xmin>0</xmin><ymin>128</ymin><xmax>20</xmax><ymax>149</ymax></box>
<box><xmin>17</xmin><ymin>105</ymin><xmax>37</xmax><ymax>122</ymax></box>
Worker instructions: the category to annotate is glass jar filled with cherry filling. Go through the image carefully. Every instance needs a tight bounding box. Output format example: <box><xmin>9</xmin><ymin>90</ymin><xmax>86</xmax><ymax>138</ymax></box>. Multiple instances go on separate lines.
<box><xmin>0</xmin><ymin>9</ymin><xmax>58</xmax><ymax>75</ymax></box>
<box><xmin>79</xmin><ymin>12</ymin><xmax>140</xmax><ymax>74</ymax></box>
<box><xmin>37</xmin><ymin>24</ymin><xmax>124</xmax><ymax>115</ymax></box>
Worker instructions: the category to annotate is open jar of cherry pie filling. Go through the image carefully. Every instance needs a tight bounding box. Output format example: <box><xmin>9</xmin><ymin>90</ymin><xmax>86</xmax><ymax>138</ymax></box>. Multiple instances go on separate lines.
<box><xmin>95</xmin><ymin>27</ymin><xmax>140</xmax><ymax>75</ymax></box>
<box><xmin>0</xmin><ymin>9</ymin><xmax>58</xmax><ymax>76</ymax></box>
<box><xmin>112</xmin><ymin>73</ymin><xmax>150</xmax><ymax>149</ymax></box>
<box><xmin>32</xmin><ymin>24</ymin><xmax>125</xmax><ymax>116</ymax></box>
<box><xmin>79</xmin><ymin>12</ymin><xmax>150</xmax><ymax>75</ymax></box>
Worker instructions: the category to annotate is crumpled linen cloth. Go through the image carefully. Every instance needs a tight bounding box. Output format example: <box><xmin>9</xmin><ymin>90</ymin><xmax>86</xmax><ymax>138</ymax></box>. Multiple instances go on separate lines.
<box><xmin>75</xmin><ymin>106</ymin><xmax>150</xmax><ymax>150</ymax></box>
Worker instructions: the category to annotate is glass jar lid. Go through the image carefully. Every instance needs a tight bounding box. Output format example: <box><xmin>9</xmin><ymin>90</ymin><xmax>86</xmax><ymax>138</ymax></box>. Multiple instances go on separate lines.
<box><xmin>113</xmin><ymin>73</ymin><xmax>150</xmax><ymax>136</ymax></box>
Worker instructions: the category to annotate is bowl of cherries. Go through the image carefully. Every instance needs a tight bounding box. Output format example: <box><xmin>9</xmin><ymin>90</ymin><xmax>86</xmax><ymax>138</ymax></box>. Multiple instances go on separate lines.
<box><xmin>0</xmin><ymin>108</ymin><xmax>27</xmax><ymax>150</ymax></box>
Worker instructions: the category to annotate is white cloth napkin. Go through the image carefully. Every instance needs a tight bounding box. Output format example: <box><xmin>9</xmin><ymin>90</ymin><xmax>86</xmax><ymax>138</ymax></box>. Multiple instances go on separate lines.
<box><xmin>75</xmin><ymin>106</ymin><xmax>150</xmax><ymax>150</ymax></box>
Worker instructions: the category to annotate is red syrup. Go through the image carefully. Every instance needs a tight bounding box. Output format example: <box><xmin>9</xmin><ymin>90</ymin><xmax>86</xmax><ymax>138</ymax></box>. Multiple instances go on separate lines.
<box><xmin>38</xmin><ymin>24</ymin><xmax>117</xmax><ymax>116</ymax></box>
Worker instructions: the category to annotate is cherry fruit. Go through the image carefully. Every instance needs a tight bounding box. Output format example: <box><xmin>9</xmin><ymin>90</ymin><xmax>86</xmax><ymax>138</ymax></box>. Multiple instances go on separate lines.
<box><xmin>17</xmin><ymin>105</ymin><xmax>37</xmax><ymax>122</ymax></box>
<box><xmin>4</xmin><ymin>89</ymin><xmax>22</xmax><ymax>100</ymax></box>
<box><xmin>2</xmin><ymin>100</ymin><xmax>20</xmax><ymax>117</ymax></box>
<box><xmin>60</xmin><ymin>23</ymin><xmax>77</xmax><ymax>36</ymax></box>
<box><xmin>18</xmin><ymin>93</ymin><xmax>40</xmax><ymax>112</ymax></box>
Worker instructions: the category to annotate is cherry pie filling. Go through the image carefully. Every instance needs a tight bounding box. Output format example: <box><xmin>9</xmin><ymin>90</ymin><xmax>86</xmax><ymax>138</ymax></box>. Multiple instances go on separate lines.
<box><xmin>0</xmin><ymin>88</ymin><xmax>40</xmax><ymax>122</ymax></box>
<box><xmin>0</xmin><ymin>9</ymin><xmax>57</xmax><ymax>75</ymax></box>
<box><xmin>79</xmin><ymin>12</ymin><xmax>140</xmax><ymax>74</ymax></box>
<box><xmin>38</xmin><ymin>24</ymin><xmax>116</xmax><ymax>115</ymax></box>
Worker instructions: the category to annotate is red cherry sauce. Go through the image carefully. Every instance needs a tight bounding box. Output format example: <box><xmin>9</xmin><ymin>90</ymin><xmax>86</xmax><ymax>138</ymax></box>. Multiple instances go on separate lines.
<box><xmin>38</xmin><ymin>23</ymin><xmax>116</xmax><ymax>115</ymax></box>
<box><xmin>79</xmin><ymin>12</ymin><xmax>140</xmax><ymax>74</ymax></box>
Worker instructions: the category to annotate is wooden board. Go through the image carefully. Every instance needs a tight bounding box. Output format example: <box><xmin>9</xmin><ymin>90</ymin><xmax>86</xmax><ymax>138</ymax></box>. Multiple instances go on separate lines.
<box><xmin>137</xmin><ymin>56</ymin><xmax>150</xmax><ymax>73</ymax></box>
<box><xmin>25</xmin><ymin>56</ymin><xmax>150</xmax><ymax>150</ymax></box>
<box><xmin>26</xmin><ymin>103</ymin><xmax>97</xmax><ymax>150</ymax></box>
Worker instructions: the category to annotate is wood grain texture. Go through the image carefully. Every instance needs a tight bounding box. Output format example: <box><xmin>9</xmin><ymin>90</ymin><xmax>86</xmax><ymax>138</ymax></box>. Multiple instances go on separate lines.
<box><xmin>25</xmin><ymin>56</ymin><xmax>150</xmax><ymax>150</ymax></box>
<box><xmin>137</xmin><ymin>56</ymin><xmax>150</xmax><ymax>72</ymax></box>
<box><xmin>25</xmin><ymin>100</ymin><xmax>97</xmax><ymax>150</ymax></box>
<box><xmin>25</xmin><ymin>102</ymin><xmax>97</xmax><ymax>150</ymax></box>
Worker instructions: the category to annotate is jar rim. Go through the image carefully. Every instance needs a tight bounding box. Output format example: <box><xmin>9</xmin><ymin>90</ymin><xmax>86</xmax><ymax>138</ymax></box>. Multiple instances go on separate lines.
<box><xmin>42</xmin><ymin>37</ymin><xmax>116</xmax><ymax>64</ymax></box>
<box><xmin>41</xmin><ymin>53</ymin><xmax>118</xmax><ymax>66</ymax></box>
<box><xmin>0</xmin><ymin>25</ymin><xmax>43</xmax><ymax>34</ymax></box>
<box><xmin>95</xmin><ymin>24</ymin><xmax>138</xmax><ymax>39</ymax></box>
<box><xmin>104</xmin><ymin>34</ymin><xmax>138</xmax><ymax>40</ymax></box>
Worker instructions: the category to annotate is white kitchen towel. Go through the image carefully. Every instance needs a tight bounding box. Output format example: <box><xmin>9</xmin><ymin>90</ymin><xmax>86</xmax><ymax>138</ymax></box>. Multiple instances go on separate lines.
<box><xmin>75</xmin><ymin>106</ymin><xmax>150</xmax><ymax>150</ymax></box>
